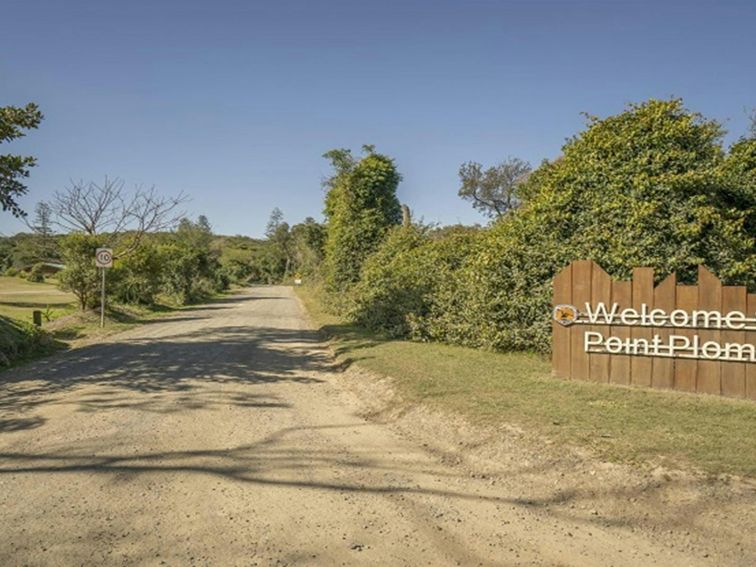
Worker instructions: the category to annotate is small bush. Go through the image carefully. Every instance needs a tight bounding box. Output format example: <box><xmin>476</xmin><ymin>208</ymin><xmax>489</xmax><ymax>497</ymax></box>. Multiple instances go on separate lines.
<box><xmin>349</xmin><ymin>225</ymin><xmax>479</xmax><ymax>339</ymax></box>
<box><xmin>0</xmin><ymin>315</ymin><xmax>50</xmax><ymax>367</ymax></box>
<box><xmin>27</xmin><ymin>263</ymin><xmax>46</xmax><ymax>283</ymax></box>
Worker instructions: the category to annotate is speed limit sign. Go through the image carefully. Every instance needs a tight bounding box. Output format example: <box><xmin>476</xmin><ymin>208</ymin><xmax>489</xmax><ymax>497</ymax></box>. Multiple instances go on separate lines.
<box><xmin>95</xmin><ymin>248</ymin><xmax>113</xmax><ymax>268</ymax></box>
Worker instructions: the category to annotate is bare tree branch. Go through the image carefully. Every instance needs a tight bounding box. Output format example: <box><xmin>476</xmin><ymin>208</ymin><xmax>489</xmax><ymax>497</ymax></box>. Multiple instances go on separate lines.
<box><xmin>50</xmin><ymin>177</ymin><xmax>188</xmax><ymax>257</ymax></box>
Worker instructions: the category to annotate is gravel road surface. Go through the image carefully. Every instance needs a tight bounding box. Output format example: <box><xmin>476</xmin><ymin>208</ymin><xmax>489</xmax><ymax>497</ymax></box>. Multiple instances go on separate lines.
<box><xmin>0</xmin><ymin>287</ymin><xmax>722</xmax><ymax>565</ymax></box>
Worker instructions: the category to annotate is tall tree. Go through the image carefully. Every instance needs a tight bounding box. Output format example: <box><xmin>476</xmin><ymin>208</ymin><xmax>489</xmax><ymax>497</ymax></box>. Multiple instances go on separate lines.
<box><xmin>31</xmin><ymin>201</ymin><xmax>53</xmax><ymax>237</ymax></box>
<box><xmin>290</xmin><ymin>217</ymin><xmax>325</xmax><ymax>276</ymax></box>
<box><xmin>265</xmin><ymin>207</ymin><xmax>285</xmax><ymax>239</ymax></box>
<box><xmin>458</xmin><ymin>157</ymin><xmax>531</xmax><ymax>218</ymax></box>
<box><xmin>322</xmin><ymin>145</ymin><xmax>402</xmax><ymax>292</ymax></box>
<box><xmin>262</xmin><ymin>208</ymin><xmax>291</xmax><ymax>282</ymax></box>
<box><xmin>28</xmin><ymin>201</ymin><xmax>57</xmax><ymax>261</ymax></box>
<box><xmin>0</xmin><ymin>103</ymin><xmax>43</xmax><ymax>217</ymax></box>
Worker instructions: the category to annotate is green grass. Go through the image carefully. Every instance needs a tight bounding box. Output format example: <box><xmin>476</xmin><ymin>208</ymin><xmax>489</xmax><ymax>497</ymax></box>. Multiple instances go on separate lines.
<box><xmin>0</xmin><ymin>276</ymin><xmax>76</xmax><ymax>323</ymax></box>
<box><xmin>0</xmin><ymin>275</ymin><xmax>203</xmax><ymax>360</ymax></box>
<box><xmin>296</xmin><ymin>285</ymin><xmax>756</xmax><ymax>477</ymax></box>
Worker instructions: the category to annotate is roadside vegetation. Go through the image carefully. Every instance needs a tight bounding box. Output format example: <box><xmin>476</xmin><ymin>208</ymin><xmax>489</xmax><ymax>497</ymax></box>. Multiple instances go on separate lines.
<box><xmin>1</xmin><ymin>99</ymin><xmax>324</xmax><ymax>366</ymax></box>
<box><xmin>0</xmin><ymin>206</ymin><xmax>323</xmax><ymax>366</ymax></box>
<box><xmin>297</xmin><ymin>285</ymin><xmax>756</xmax><ymax>477</ymax></box>
<box><xmin>3</xmin><ymin>96</ymin><xmax>755</xmax><ymax>470</ymax></box>
<box><xmin>316</xmin><ymin>100</ymin><xmax>755</xmax><ymax>355</ymax></box>
<box><xmin>288</xmin><ymin>99</ymin><xmax>756</xmax><ymax>476</ymax></box>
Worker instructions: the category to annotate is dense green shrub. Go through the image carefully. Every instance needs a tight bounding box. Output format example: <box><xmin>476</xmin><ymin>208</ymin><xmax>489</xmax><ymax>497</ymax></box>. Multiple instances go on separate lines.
<box><xmin>0</xmin><ymin>315</ymin><xmax>49</xmax><ymax>366</ymax></box>
<box><xmin>349</xmin><ymin>225</ymin><xmax>479</xmax><ymax>338</ymax></box>
<box><xmin>347</xmin><ymin>99</ymin><xmax>755</xmax><ymax>355</ymax></box>
<box><xmin>110</xmin><ymin>244</ymin><xmax>165</xmax><ymax>305</ymax></box>
<box><xmin>438</xmin><ymin>99</ymin><xmax>756</xmax><ymax>353</ymax></box>
<box><xmin>26</xmin><ymin>262</ymin><xmax>45</xmax><ymax>283</ymax></box>
<box><xmin>58</xmin><ymin>233</ymin><xmax>106</xmax><ymax>309</ymax></box>
<box><xmin>158</xmin><ymin>219</ymin><xmax>228</xmax><ymax>304</ymax></box>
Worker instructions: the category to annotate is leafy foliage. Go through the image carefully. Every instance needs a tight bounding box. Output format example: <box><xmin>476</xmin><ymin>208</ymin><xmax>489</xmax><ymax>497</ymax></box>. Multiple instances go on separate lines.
<box><xmin>322</xmin><ymin>146</ymin><xmax>402</xmax><ymax>294</ymax></box>
<box><xmin>109</xmin><ymin>244</ymin><xmax>165</xmax><ymax>304</ymax></box>
<box><xmin>442</xmin><ymin>99</ymin><xmax>756</xmax><ymax>352</ymax></box>
<box><xmin>159</xmin><ymin>217</ymin><xmax>225</xmax><ymax>303</ymax></box>
<box><xmin>0</xmin><ymin>314</ymin><xmax>49</xmax><ymax>367</ymax></box>
<box><xmin>57</xmin><ymin>216</ymin><xmax>229</xmax><ymax>310</ymax></box>
<box><xmin>345</xmin><ymin>99</ymin><xmax>756</xmax><ymax>354</ymax></box>
<box><xmin>58</xmin><ymin>233</ymin><xmax>106</xmax><ymax>309</ymax></box>
<box><xmin>290</xmin><ymin>217</ymin><xmax>326</xmax><ymax>277</ymax></box>
<box><xmin>26</xmin><ymin>263</ymin><xmax>46</xmax><ymax>283</ymax></box>
<box><xmin>458</xmin><ymin>157</ymin><xmax>531</xmax><ymax>218</ymax></box>
<box><xmin>0</xmin><ymin>103</ymin><xmax>43</xmax><ymax>217</ymax></box>
<box><xmin>349</xmin><ymin>225</ymin><xmax>479</xmax><ymax>338</ymax></box>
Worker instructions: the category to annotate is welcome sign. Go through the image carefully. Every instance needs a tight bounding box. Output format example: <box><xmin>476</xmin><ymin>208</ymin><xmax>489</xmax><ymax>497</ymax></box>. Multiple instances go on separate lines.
<box><xmin>552</xmin><ymin>261</ymin><xmax>756</xmax><ymax>400</ymax></box>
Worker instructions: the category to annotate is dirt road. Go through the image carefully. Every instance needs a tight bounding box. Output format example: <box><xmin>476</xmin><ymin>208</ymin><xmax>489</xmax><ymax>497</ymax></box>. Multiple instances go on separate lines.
<box><xmin>0</xmin><ymin>287</ymin><xmax>742</xmax><ymax>565</ymax></box>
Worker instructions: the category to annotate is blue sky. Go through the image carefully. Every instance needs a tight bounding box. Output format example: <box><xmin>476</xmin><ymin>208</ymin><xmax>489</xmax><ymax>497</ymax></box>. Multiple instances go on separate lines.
<box><xmin>1</xmin><ymin>0</ymin><xmax>754</xmax><ymax>237</ymax></box>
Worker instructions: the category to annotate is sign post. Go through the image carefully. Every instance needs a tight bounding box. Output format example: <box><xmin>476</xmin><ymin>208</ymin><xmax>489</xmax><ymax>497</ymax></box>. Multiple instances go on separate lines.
<box><xmin>95</xmin><ymin>248</ymin><xmax>113</xmax><ymax>328</ymax></box>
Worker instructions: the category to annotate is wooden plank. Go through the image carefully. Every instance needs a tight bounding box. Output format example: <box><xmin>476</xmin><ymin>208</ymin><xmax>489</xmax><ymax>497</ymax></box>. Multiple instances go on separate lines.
<box><xmin>570</xmin><ymin>260</ymin><xmax>593</xmax><ymax>381</ymax></box>
<box><xmin>652</xmin><ymin>273</ymin><xmax>676</xmax><ymax>389</ymax></box>
<box><xmin>721</xmin><ymin>286</ymin><xmax>747</xmax><ymax>398</ymax></box>
<box><xmin>697</xmin><ymin>266</ymin><xmax>722</xmax><ymax>395</ymax></box>
<box><xmin>609</xmin><ymin>280</ymin><xmax>632</xmax><ymax>385</ymax></box>
<box><xmin>589</xmin><ymin>262</ymin><xmax>612</xmax><ymax>383</ymax></box>
<box><xmin>674</xmin><ymin>286</ymin><xmax>698</xmax><ymax>393</ymax></box>
<box><xmin>747</xmin><ymin>294</ymin><xmax>756</xmax><ymax>401</ymax></box>
<box><xmin>630</xmin><ymin>267</ymin><xmax>654</xmax><ymax>387</ymax></box>
<box><xmin>552</xmin><ymin>264</ymin><xmax>573</xmax><ymax>379</ymax></box>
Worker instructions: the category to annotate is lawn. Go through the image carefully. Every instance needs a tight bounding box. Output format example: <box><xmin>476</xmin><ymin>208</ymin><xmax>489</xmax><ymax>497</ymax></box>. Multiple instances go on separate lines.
<box><xmin>296</xmin><ymin>285</ymin><xmax>756</xmax><ymax>478</ymax></box>
<box><xmin>0</xmin><ymin>278</ymin><xmax>242</xmax><ymax>368</ymax></box>
<box><xmin>0</xmin><ymin>275</ymin><xmax>172</xmax><ymax>362</ymax></box>
<box><xmin>0</xmin><ymin>276</ymin><xmax>76</xmax><ymax>324</ymax></box>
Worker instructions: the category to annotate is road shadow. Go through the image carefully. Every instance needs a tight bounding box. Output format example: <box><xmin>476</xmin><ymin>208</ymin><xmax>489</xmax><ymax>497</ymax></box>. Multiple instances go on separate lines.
<box><xmin>0</xmin><ymin>323</ymin><xmax>331</xmax><ymax>417</ymax></box>
<box><xmin>0</xmin><ymin>420</ymin><xmax>721</xmax><ymax>540</ymax></box>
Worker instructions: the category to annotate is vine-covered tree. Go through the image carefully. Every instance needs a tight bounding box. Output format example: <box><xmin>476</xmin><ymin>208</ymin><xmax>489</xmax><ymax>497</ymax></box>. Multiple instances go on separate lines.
<box><xmin>322</xmin><ymin>145</ymin><xmax>402</xmax><ymax>293</ymax></box>
<box><xmin>0</xmin><ymin>103</ymin><xmax>43</xmax><ymax>217</ymax></box>
<box><xmin>458</xmin><ymin>157</ymin><xmax>531</xmax><ymax>218</ymax></box>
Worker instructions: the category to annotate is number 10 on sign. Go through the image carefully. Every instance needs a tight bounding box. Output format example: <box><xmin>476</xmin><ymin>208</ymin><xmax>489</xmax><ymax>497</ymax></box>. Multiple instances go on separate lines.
<box><xmin>95</xmin><ymin>248</ymin><xmax>113</xmax><ymax>327</ymax></box>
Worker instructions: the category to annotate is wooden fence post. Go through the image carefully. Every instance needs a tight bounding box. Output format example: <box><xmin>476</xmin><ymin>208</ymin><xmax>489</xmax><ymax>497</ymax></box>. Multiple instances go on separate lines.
<box><xmin>630</xmin><ymin>268</ymin><xmax>654</xmax><ymax>387</ymax></box>
<box><xmin>697</xmin><ymin>266</ymin><xmax>722</xmax><ymax>395</ymax></box>
<box><xmin>652</xmin><ymin>273</ymin><xmax>676</xmax><ymax>389</ymax></box>
<box><xmin>570</xmin><ymin>260</ymin><xmax>593</xmax><ymax>381</ymax></box>
<box><xmin>552</xmin><ymin>263</ymin><xmax>572</xmax><ymax>379</ymax></box>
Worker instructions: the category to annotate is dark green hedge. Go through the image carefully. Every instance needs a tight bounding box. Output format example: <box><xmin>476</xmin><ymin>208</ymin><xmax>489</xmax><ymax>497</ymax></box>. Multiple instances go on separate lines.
<box><xmin>346</xmin><ymin>100</ymin><xmax>756</xmax><ymax>354</ymax></box>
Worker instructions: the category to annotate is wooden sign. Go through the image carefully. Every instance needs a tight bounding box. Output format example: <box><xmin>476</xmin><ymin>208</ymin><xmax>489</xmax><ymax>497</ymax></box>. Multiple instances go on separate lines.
<box><xmin>552</xmin><ymin>260</ymin><xmax>756</xmax><ymax>400</ymax></box>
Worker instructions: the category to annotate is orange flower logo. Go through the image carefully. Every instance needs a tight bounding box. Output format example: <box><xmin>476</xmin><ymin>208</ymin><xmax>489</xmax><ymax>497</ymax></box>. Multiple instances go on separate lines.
<box><xmin>553</xmin><ymin>304</ymin><xmax>579</xmax><ymax>326</ymax></box>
